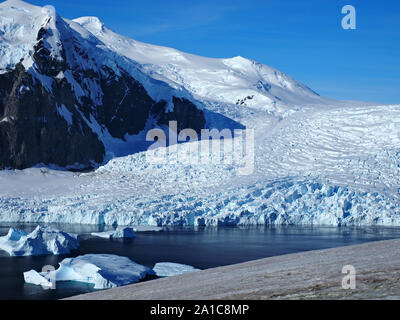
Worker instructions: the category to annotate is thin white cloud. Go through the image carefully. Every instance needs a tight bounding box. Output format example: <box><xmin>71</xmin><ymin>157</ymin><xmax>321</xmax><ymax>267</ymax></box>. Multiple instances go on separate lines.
<box><xmin>132</xmin><ymin>3</ymin><xmax>241</xmax><ymax>36</ymax></box>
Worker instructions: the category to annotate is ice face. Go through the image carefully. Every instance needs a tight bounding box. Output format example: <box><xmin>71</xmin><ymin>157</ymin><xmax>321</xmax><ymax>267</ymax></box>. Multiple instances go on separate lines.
<box><xmin>0</xmin><ymin>226</ymin><xmax>80</xmax><ymax>256</ymax></box>
<box><xmin>6</xmin><ymin>228</ymin><xmax>27</xmax><ymax>241</ymax></box>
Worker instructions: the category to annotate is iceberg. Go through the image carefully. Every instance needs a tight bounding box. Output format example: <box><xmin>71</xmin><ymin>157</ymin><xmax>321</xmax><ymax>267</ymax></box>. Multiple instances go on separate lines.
<box><xmin>153</xmin><ymin>262</ymin><xmax>200</xmax><ymax>277</ymax></box>
<box><xmin>23</xmin><ymin>269</ymin><xmax>54</xmax><ymax>288</ymax></box>
<box><xmin>0</xmin><ymin>226</ymin><xmax>80</xmax><ymax>256</ymax></box>
<box><xmin>133</xmin><ymin>226</ymin><xmax>162</xmax><ymax>232</ymax></box>
<box><xmin>91</xmin><ymin>227</ymin><xmax>135</xmax><ymax>239</ymax></box>
<box><xmin>24</xmin><ymin>254</ymin><xmax>154</xmax><ymax>289</ymax></box>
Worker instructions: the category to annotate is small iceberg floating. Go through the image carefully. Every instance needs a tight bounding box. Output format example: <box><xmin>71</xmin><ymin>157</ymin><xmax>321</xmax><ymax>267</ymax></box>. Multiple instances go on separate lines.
<box><xmin>24</xmin><ymin>269</ymin><xmax>54</xmax><ymax>288</ymax></box>
<box><xmin>24</xmin><ymin>254</ymin><xmax>154</xmax><ymax>289</ymax></box>
<box><xmin>0</xmin><ymin>226</ymin><xmax>80</xmax><ymax>256</ymax></box>
<box><xmin>132</xmin><ymin>226</ymin><xmax>162</xmax><ymax>232</ymax></box>
<box><xmin>152</xmin><ymin>262</ymin><xmax>200</xmax><ymax>277</ymax></box>
<box><xmin>91</xmin><ymin>227</ymin><xmax>135</xmax><ymax>239</ymax></box>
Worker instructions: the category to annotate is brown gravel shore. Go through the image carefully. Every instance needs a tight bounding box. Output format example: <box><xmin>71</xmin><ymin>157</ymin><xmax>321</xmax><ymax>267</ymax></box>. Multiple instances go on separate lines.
<box><xmin>66</xmin><ymin>238</ymin><xmax>400</xmax><ymax>300</ymax></box>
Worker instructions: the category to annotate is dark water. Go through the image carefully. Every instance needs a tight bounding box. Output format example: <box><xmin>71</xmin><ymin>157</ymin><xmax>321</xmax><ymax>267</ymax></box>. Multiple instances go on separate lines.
<box><xmin>0</xmin><ymin>223</ymin><xmax>400</xmax><ymax>300</ymax></box>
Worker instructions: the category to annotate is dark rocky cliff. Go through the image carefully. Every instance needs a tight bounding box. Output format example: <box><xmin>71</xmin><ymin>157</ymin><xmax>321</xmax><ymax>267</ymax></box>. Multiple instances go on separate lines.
<box><xmin>0</xmin><ymin>18</ymin><xmax>206</xmax><ymax>170</ymax></box>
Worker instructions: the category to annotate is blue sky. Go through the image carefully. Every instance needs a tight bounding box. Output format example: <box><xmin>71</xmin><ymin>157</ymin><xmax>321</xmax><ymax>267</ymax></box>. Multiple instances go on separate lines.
<box><xmin>28</xmin><ymin>0</ymin><xmax>399</xmax><ymax>103</ymax></box>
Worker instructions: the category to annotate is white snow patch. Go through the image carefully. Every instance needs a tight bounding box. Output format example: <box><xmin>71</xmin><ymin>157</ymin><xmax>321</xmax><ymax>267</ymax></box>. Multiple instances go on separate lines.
<box><xmin>57</xmin><ymin>104</ymin><xmax>73</xmax><ymax>126</ymax></box>
<box><xmin>63</xmin><ymin>70</ymin><xmax>85</xmax><ymax>101</ymax></box>
<box><xmin>55</xmin><ymin>70</ymin><xmax>64</xmax><ymax>79</ymax></box>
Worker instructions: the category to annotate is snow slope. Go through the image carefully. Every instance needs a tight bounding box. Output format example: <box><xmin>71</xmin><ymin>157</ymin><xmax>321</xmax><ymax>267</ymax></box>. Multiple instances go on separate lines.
<box><xmin>0</xmin><ymin>0</ymin><xmax>47</xmax><ymax>71</ymax></box>
<box><xmin>73</xmin><ymin>15</ymin><xmax>334</xmax><ymax>115</ymax></box>
<box><xmin>0</xmin><ymin>0</ymin><xmax>341</xmax><ymax>118</ymax></box>
<box><xmin>0</xmin><ymin>0</ymin><xmax>171</xmax><ymax>100</ymax></box>
<box><xmin>0</xmin><ymin>1</ymin><xmax>399</xmax><ymax>227</ymax></box>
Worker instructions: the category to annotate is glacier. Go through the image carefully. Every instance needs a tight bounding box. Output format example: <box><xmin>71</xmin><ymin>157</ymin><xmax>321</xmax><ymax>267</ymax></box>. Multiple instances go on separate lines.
<box><xmin>23</xmin><ymin>254</ymin><xmax>154</xmax><ymax>289</ymax></box>
<box><xmin>0</xmin><ymin>104</ymin><xmax>399</xmax><ymax>227</ymax></box>
<box><xmin>0</xmin><ymin>226</ymin><xmax>80</xmax><ymax>256</ymax></box>
<box><xmin>0</xmin><ymin>1</ymin><xmax>399</xmax><ymax>227</ymax></box>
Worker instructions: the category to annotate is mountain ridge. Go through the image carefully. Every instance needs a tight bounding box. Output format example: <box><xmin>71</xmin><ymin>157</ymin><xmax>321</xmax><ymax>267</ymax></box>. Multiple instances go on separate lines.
<box><xmin>0</xmin><ymin>0</ymin><xmax>351</xmax><ymax>170</ymax></box>
<box><xmin>0</xmin><ymin>0</ymin><xmax>209</xmax><ymax>169</ymax></box>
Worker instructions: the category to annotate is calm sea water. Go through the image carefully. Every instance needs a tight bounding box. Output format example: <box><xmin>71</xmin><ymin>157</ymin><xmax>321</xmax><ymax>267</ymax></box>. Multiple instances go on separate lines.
<box><xmin>0</xmin><ymin>223</ymin><xmax>399</xmax><ymax>300</ymax></box>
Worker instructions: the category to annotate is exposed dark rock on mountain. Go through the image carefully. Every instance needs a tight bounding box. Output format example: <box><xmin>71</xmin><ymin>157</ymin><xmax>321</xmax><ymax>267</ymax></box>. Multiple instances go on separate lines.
<box><xmin>0</xmin><ymin>14</ymin><xmax>206</xmax><ymax>170</ymax></box>
<box><xmin>151</xmin><ymin>97</ymin><xmax>206</xmax><ymax>133</ymax></box>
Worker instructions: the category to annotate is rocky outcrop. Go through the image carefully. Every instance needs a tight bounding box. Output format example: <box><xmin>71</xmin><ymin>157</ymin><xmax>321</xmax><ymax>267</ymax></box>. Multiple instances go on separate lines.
<box><xmin>151</xmin><ymin>97</ymin><xmax>206</xmax><ymax>134</ymax></box>
<box><xmin>0</xmin><ymin>15</ymin><xmax>206</xmax><ymax>170</ymax></box>
<box><xmin>0</xmin><ymin>62</ymin><xmax>106</xmax><ymax>169</ymax></box>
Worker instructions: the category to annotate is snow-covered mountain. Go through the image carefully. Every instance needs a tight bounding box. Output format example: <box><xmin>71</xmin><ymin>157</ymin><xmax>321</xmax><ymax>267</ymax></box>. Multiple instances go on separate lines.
<box><xmin>72</xmin><ymin>15</ymin><xmax>331</xmax><ymax>112</ymax></box>
<box><xmin>1</xmin><ymin>0</ymin><xmax>399</xmax><ymax>227</ymax></box>
<box><xmin>0</xmin><ymin>0</ymin><xmax>212</xmax><ymax>169</ymax></box>
<box><xmin>0</xmin><ymin>0</ymin><xmax>342</xmax><ymax>170</ymax></box>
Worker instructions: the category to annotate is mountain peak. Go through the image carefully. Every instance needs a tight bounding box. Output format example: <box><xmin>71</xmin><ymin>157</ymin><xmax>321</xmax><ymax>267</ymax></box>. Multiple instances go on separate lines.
<box><xmin>0</xmin><ymin>0</ymin><xmax>47</xmax><ymax>71</ymax></box>
<box><xmin>73</xmin><ymin>16</ymin><xmax>105</xmax><ymax>34</ymax></box>
<box><xmin>0</xmin><ymin>0</ymin><xmax>212</xmax><ymax>170</ymax></box>
<box><xmin>0</xmin><ymin>0</ymin><xmax>40</xmax><ymax>11</ymax></box>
